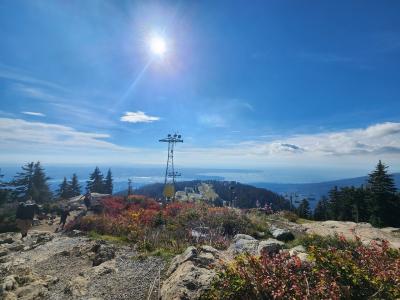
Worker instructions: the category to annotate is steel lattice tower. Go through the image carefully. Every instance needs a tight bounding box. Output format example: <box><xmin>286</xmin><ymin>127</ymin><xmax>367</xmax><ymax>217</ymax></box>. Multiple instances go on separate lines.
<box><xmin>159</xmin><ymin>133</ymin><xmax>183</xmax><ymax>200</ymax></box>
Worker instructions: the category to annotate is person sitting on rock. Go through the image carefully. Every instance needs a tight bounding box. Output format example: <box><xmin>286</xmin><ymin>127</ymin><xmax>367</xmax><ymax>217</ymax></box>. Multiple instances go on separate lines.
<box><xmin>15</xmin><ymin>197</ymin><xmax>39</xmax><ymax>239</ymax></box>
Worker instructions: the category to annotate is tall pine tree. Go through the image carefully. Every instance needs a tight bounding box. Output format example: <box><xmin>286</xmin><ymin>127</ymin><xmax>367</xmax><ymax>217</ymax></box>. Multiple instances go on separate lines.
<box><xmin>104</xmin><ymin>169</ymin><xmax>113</xmax><ymax>194</ymax></box>
<box><xmin>57</xmin><ymin>177</ymin><xmax>70</xmax><ymax>199</ymax></box>
<box><xmin>31</xmin><ymin>162</ymin><xmax>52</xmax><ymax>203</ymax></box>
<box><xmin>314</xmin><ymin>196</ymin><xmax>329</xmax><ymax>221</ymax></box>
<box><xmin>86</xmin><ymin>167</ymin><xmax>104</xmax><ymax>193</ymax></box>
<box><xmin>297</xmin><ymin>199</ymin><xmax>310</xmax><ymax>219</ymax></box>
<box><xmin>12</xmin><ymin>162</ymin><xmax>52</xmax><ymax>203</ymax></box>
<box><xmin>0</xmin><ymin>168</ymin><xmax>9</xmax><ymax>205</ymax></box>
<box><xmin>69</xmin><ymin>173</ymin><xmax>81</xmax><ymax>197</ymax></box>
<box><xmin>12</xmin><ymin>162</ymin><xmax>35</xmax><ymax>201</ymax></box>
<box><xmin>367</xmin><ymin>160</ymin><xmax>399</xmax><ymax>226</ymax></box>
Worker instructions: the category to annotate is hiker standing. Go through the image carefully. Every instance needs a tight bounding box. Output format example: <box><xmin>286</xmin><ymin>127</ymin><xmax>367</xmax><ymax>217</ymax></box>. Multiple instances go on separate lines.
<box><xmin>58</xmin><ymin>207</ymin><xmax>70</xmax><ymax>230</ymax></box>
<box><xmin>15</xmin><ymin>197</ymin><xmax>38</xmax><ymax>239</ymax></box>
<box><xmin>82</xmin><ymin>192</ymin><xmax>92</xmax><ymax>211</ymax></box>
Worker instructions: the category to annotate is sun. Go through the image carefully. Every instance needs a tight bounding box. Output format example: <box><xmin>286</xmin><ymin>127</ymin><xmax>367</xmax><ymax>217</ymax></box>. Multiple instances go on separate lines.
<box><xmin>149</xmin><ymin>35</ymin><xmax>167</xmax><ymax>56</ymax></box>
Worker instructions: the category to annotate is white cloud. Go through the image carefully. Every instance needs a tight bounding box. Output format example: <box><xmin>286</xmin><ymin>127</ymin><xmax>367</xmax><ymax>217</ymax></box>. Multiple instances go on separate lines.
<box><xmin>173</xmin><ymin>122</ymin><xmax>400</xmax><ymax>168</ymax></box>
<box><xmin>0</xmin><ymin>118</ymin><xmax>166</xmax><ymax>165</ymax></box>
<box><xmin>21</xmin><ymin>111</ymin><xmax>46</xmax><ymax>117</ymax></box>
<box><xmin>0</xmin><ymin>118</ymin><xmax>118</xmax><ymax>150</ymax></box>
<box><xmin>120</xmin><ymin>111</ymin><xmax>160</xmax><ymax>123</ymax></box>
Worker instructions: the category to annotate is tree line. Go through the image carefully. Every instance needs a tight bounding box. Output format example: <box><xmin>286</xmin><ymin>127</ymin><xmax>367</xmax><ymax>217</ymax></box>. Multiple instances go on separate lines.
<box><xmin>312</xmin><ymin>161</ymin><xmax>400</xmax><ymax>227</ymax></box>
<box><xmin>0</xmin><ymin>163</ymin><xmax>114</xmax><ymax>204</ymax></box>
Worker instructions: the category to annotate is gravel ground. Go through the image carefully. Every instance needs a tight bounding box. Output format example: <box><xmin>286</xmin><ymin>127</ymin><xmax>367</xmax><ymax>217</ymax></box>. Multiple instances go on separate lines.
<box><xmin>1</xmin><ymin>231</ymin><xmax>166</xmax><ymax>300</ymax></box>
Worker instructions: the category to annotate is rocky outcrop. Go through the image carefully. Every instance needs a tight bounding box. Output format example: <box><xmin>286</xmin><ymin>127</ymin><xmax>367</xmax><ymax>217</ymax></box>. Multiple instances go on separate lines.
<box><xmin>258</xmin><ymin>238</ymin><xmax>285</xmax><ymax>256</ymax></box>
<box><xmin>301</xmin><ymin>221</ymin><xmax>400</xmax><ymax>249</ymax></box>
<box><xmin>161</xmin><ymin>245</ymin><xmax>224</xmax><ymax>300</ymax></box>
<box><xmin>228</xmin><ymin>234</ymin><xmax>285</xmax><ymax>256</ymax></box>
<box><xmin>269</xmin><ymin>225</ymin><xmax>295</xmax><ymax>241</ymax></box>
<box><xmin>228</xmin><ymin>234</ymin><xmax>259</xmax><ymax>255</ymax></box>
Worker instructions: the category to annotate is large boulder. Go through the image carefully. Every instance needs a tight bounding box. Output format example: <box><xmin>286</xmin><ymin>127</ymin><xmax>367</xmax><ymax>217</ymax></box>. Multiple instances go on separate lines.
<box><xmin>257</xmin><ymin>238</ymin><xmax>284</xmax><ymax>256</ymax></box>
<box><xmin>270</xmin><ymin>226</ymin><xmax>295</xmax><ymax>241</ymax></box>
<box><xmin>228</xmin><ymin>234</ymin><xmax>258</xmax><ymax>255</ymax></box>
<box><xmin>161</xmin><ymin>245</ymin><xmax>223</xmax><ymax>300</ymax></box>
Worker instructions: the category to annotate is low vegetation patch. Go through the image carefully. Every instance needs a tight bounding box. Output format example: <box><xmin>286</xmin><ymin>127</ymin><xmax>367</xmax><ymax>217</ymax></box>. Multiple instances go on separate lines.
<box><xmin>67</xmin><ymin>196</ymin><xmax>268</xmax><ymax>255</ymax></box>
<box><xmin>202</xmin><ymin>236</ymin><xmax>400</xmax><ymax>299</ymax></box>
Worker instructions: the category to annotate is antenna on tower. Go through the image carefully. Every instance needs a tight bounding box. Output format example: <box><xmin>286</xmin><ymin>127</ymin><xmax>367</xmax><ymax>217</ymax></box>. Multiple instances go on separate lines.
<box><xmin>159</xmin><ymin>133</ymin><xmax>183</xmax><ymax>201</ymax></box>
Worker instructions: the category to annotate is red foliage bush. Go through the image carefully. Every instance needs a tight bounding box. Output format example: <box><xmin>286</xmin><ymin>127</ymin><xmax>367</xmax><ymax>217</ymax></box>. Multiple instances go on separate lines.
<box><xmin>203</xmin><ymin>237</ymin><xmax>400</xmax><ymax>299</ymax></box>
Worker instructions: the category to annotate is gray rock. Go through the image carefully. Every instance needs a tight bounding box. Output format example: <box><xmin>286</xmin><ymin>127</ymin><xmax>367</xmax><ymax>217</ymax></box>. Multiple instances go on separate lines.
<box><xmin>270</xmin><ymin>226</ymin><xmax>295</xmax><ymax>241</ymax></box>
<box><xmin>2</xmin><ymin>275</ymin><xmax>18</xmax><ymax>291</ymax></box>
<box><xmin>0</xmin><ymin>244</ymin><xmax>9</xmax><ymax>257</ymax></box>
<box><xmin>161</xmin><ymin>245</ymin><xmax>221</xmax><ymax>300</ymax></box>
<box><xmin>257</xmin><ymin>238</ymin><xmax>284</xmax><ymax>255</ymax></box>
<box><xmin>0</xmin><ymin>236</ymin><xmax>14</xmax><ymax>244</ymax></box>
<box><xmin>64</xmin><ymin>275</ymin><xmax>89</xmax><ymax>297</ymax></box>
<box><xmin>68</xmin><ymin>229</ymin><xmax>85</xmax><ymax>237</ymax></box>
<box><xmin>289</xmin><ymin>245</ymin><xmax>306</xmax><ymax>255</ymax></box>
<box><xmin>228</xmin><ymin>238</ymin><xmax>259</xmax><ymax>255</ymax></box>
<box><xmin>6</xmin><ymin>243</ymin><xmax>24</xmax><ymax>252</ymax></box>
<box><xmin>166</xmin><ymin>246</ymin><xmax>197</xmax><ymax>277</ymax></box>
<box><xmin>232</xmin><ymin>234</ymin><xmax>255</xmax><ymax>242</ymax></box>
<box><xmin>92</xmin><ymin>244</ymin><xmax>116</xmax><ymax>266</ymax></box>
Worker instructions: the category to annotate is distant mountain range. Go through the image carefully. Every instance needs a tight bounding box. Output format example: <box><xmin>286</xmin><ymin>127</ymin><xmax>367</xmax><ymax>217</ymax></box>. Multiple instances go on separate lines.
<box><xmin>252</xmin><ymin>173</ymin><xmax>400</xmax><ymax>208</ymax></box>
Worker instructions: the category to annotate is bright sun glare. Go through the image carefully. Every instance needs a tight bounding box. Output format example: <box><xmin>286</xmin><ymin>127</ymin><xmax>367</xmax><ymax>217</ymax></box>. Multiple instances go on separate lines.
<box><xmin>149</xmin><ymin>35</ymin><xmax>167</xmax><ymax>56</ymax></box>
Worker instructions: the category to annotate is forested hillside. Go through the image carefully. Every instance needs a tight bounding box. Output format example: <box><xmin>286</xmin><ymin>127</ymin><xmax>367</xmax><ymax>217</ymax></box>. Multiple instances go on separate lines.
<box><xmin>132</xmin><ymin>180</ymin><xmax>290</xmax><ymax>210</ymax></box>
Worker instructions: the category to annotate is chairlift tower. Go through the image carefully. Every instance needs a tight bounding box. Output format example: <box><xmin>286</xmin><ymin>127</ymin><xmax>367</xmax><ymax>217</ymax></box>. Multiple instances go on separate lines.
<box><xmin>159</xmin><ymin>133</ymin><xmax>183</xmax><ymax>201</ymax></box>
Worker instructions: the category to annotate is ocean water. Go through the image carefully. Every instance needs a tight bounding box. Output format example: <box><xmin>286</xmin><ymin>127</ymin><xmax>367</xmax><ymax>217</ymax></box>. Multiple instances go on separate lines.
<box><xmin>0</xmin><ymin>164</ymin><xmax>372</xmax><ymax>193</ymax></box>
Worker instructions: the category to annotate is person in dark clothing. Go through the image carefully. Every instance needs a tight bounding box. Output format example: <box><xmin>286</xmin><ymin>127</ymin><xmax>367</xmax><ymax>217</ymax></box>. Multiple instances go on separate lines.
<box><xmin>58</xmin><ymin>207</ymin><xmax>70</xmax><ymax>230</ymax></box>
<box><xmin>82</xmin><ymin>192</ymin><xmax>92</xmax><ymax>210</ymax></box>
<box><xmin>15</xmin><ymin>198</ymin><xmax>39</xmax><ymax>239</ymax></box>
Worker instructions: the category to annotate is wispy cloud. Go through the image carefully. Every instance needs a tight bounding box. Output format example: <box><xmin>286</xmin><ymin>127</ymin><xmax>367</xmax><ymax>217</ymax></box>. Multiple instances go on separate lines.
<box><xmin>0</xmin><ymin>117</ymin><xmax>162</xmax><ymax>164</ymax></box>
<box><xmin>21</xmin><ymin>111</ymin><xmax>46</xmax><ymax>117</ymax></box>
<box><xmin>0</xmin><ymin>118</ymin><xmax>117</xmax><ymax>150</ymax></box>
<box><xmin>298</xmin><ymin>52</ymin><xmax>353</xmax><ymax>64</ymax></box>
<box><xmin>120</xmin><ymin>111</ymin><xmax>160</xmax><ymax>123</ymax></box>
<box><xmin>14</xmin><ymin>83</ymin><xmax>62</xmax><ymax>102</ymax></box>
<box><xmin>196</xmin><ymin>98</ymin><xmax>254</xmax><ymax>128</ymax></box>
<box><xmin>3</xmin><ymin>67</ymin><xmax>116</xmax><ymax>128</ymax></box>
<box><xmin>0</xmin><ymin>63</ymin><xmax>66</xmax><ymax>91</ymax></box>
<box><xmin>198</xmin><ymin>113</ymin><xmax>227</xmax><ymax>128</ymax></box>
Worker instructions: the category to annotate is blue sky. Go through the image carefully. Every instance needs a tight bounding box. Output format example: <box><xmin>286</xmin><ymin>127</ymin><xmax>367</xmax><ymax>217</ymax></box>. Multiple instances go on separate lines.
<box><xmin>0</xmin><ymin>1</ymin><xmax>400</xmax><ymax>178</ymax></box>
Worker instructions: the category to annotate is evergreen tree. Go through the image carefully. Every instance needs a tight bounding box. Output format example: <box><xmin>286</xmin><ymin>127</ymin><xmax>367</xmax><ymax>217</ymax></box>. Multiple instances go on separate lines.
<box><xmin>57</xmin><ymin>177</ymin><xmax>70</xmax><ymax>199</ymax></box>
<box><xmin>313</xmin><ymin>196</ymin><xmax>329</xmax><ymax>221</ymax></box>
<box><xmin>11</xmin><ymin>162</ymin><xmax>35</xmax><ymax>201</ymax></box>
<box><xmin>12</xmin><ymin>162</ymin><xmax>52</xmax><ymax>203</ymax></box>
<box><xmin>367</xmin><ymin>160</ymin><xmax>399</xmax><ymax>226</ymax></box>
<box><xmin>327</xmin><ymin>186</ymin><xmax>340</xmax><ymax>219</ymax></box>
<box><xmin>104</xmin><ymin>169</ymin><xmax>113</xmax><ymax>194</ymax></box>
<box><xmin>297</xmin><ymin>199</ymin><xmax>310</xmax><ymax>219</ymax></box>
<box><xmin>86</xmin><ymin>167</ymin><xmax>104</xmax><ymax>193</ymax></box>
<box><xmin>69</xmin><ymin>173</ymin><xmax>81</xmax><ymax>197</ymax></box>
<box><xmin>0</xmin><ymin>168</ymin><xmax>9</xmax><ymax>205</ymax></box>
<box><xmin>31</xmin><ymin>162</ymin><xmax>52</xmax><ymax>203</ymax></box>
